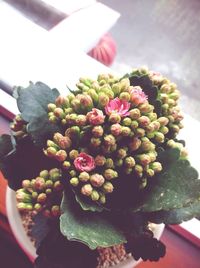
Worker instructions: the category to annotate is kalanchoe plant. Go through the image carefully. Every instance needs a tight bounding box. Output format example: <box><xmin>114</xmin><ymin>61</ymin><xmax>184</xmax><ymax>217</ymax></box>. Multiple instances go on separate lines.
<box><xmin>0</xmin><ymin>68</ymin><xmax>199</xmax><ymax>268</ymax></box>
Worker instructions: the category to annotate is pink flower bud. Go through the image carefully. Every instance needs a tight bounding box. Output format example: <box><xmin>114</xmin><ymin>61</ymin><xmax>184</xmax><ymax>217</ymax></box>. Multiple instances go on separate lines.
<box><xmin>90</xmin><ymin>174</ymin><xmax>105</xmax><ymax>187</ymax></box>
<box><xmin>129</xmin><ymin>86</ymin><xmax>148</xmax><ymax>106</ymax></box>
<box><xmin>110</xmin><ymin>123</ymin><xmax>122</xmax><ymax>136</ymax></box>
<box><xmin>86</xmin><ymin>108</ymin><xmax>105</xmax><ymax>125</ymax></box>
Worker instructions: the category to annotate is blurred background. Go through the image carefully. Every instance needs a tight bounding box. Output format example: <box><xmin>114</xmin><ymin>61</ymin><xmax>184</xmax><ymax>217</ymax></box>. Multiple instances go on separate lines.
<box><xmin>100</xmin><ymin>0</ymin><xmax>200</xmax><ymax>120</ymax></box>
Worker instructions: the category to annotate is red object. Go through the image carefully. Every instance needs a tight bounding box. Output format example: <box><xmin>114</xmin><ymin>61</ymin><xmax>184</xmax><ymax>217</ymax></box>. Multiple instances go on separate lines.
<box><xmin>88</xmin><ymin>33</ymin><xmax>117</xmax><ymax>66</ymax></box>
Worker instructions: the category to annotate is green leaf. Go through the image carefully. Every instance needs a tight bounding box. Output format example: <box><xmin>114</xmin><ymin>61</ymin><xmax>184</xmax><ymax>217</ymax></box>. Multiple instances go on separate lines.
<box><xmin>145</xmin><ymin>201</ymin><xmax>200</xmax><ymax>225</ymax></box>
<box><xmin>0</xmin><ymin>135</ymin><xmax>14</xmax><ymax>159</ymax></box>
<box><xmin>74</xmin><ymin>191</ymin><xmax>104</xmax><ymax>212</ymax></box>
<box><xmin>129</xmin><ymin>74</ymin><xmax>158</xmax><ymax>104</ymax></box>
<box><xmin>16</xmin><ymin>82</ymin><xmax>60</xmax><ymax>146</ymax></box>
<box><xmin>137</xmin><ymin>159</ymin><xmax>199</xmax><ymax>212</ymax></box>
<box><xmin>35</xmin><ymin>222</ymin><xmax>98</xmax><ymax>268</ymax></box>
<box><xmin>60</xmin><ymin>191</ymin><xmax>126</xmax><ymax>249</ymax></box>
<box><xmin>1</xmin><ymin>136</ymin><xmax>59</xmax><ymax>190</ymax></box>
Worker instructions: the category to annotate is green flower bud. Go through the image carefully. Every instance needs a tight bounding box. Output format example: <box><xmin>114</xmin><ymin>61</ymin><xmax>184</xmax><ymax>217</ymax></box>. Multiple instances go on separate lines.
<box><xmin>154</xmin><ymin>132</ymin><xmax>165</xmax><ymax>143</ymax></box>
<box><xmin>76</xmin><ymin>114</ymin><xmax>87</xmax><ymax>126</ymax></box>
<box><xmin>37</xmin><ymin>193</ymin><xmax>47</xmax><ymax>204</ymax></box>
<box><xmin>47</xmin><ymin>140</ymin><xmax>59</xmax><ymax>150</ymax></box>
<box><xmin>39</xmin><ymin>170</ymin><xmax>49</xmax><ymax>180</ymax></box>
<box><xmin>91</xmin><ymin>190</ymin><xmax>100</xmax><ymax>201</ymax></box>
<box><xmin>160</xmin><ymin>126</ymin><xmax>169</xmax><ymax>134</ymax></box>
<box><xmin>109</xmin><ymin>113</ymin><xmax>121</xmax><ymax>123</ymax></box>
<box><xmin>137</xmin><ymin>154</ymin><xmax>151</xmax><ymax>166</ymax></box>
<box><xmin>117</xmin><ymin>148</ymin><xmax>127</xmax><ymax>159</ymax></box>
<box><xmin>122</xmin><ymin>117</ymin><xmax>132</xmax><ymax>127</ymax></box>
<box><xmin>115</xmin><ymin>159</ymin><xmax>123</xmax><ymax>167</ymax></box>
<box><xmin>99</xmin><ymin>85</ymin><xmax>114</xmax><ymax>99</ymax></box>
<box><xmin>65</xmin><ymin>114</ymin><xmax>77</xmax><ymax>125</ymax></box>
<box><xmin>32</xmin><ymin>192</ymin><xmax>38</xmax><ymax>199</ymax></box>
<box><xmin>120</xmin><ymin>78</ymin><xmax>130</xmax><ymax>91</ymax></box>
<box><xmin>111</xmin><ymin>144</ymin><xmax>117</xmax><ymax>152</ymax></box>
<box><xmin>34</xmin><ymin>203</ymin><xmax>42</xmax><ymax>212</ymax></box>
<box><xmin>64</xmin><ymin>107</ymin><xmax>73</xmax><ymax>114</ymax></box>
<box><xmin>138</xmin><ymin>103</ymin><xmax>153</xmax><ymax>114</ymax></box>
<box><xmin>146</xmin><ymin>169</ymin><xmax>155</xmax><ymax>177</ymax></box>
<box><xmin>121</xmin><ymin>126</ymin><xmax>131</xmax><ymax>136</ymax></box>
<box><xmin>160</xmin><ymin>84</ymin><xmax>171</xmax><ymax>93</ymax></box>
<box><xmin>35</xmin><ymin>177</ymin><xmax>46</xmax><ymax>191</ymax></box>
<box><xmin>49</xmin><ymin>168</ymin><xmax>61</xmax><ymax>181</ymax></box>
<box><xmin>104</xmin><ymin>169</ymin><xmax>118</xmax><ymax>180</ymax></box>
<box><xmin>79</xmin><ymin>172</ymin><xmax>90</xmax><ymax>182</ymax></box>
<box><xmin>104</xmin><ymin>135</ymin><xmax>116</xmax><ymax>146</ymax></box>
<box><xmin>56</xmin><ymin>150</ymin><xmax>67</xmax><ymax>162</ymax></box>
<box><xmin>90</xmin><ymin>174</ymin><xmax>105</xmax><ymax>187</ymax></box>
<box><xmin>91</xmin><ymin>137</ymin><xmax>101</xmax><ymax>147</ymax></box>
<box><xmin>79</xmin><ymin>77</ymin><xmax>93</xmax><ymax>87</ymax></box>
<box><xmin>124</xmin><ymin>157</ymin><xmax>135</xmax><ymax>168</ymax></box>
<box><xmin>150</xmin><ymin>162</ymin><xmax>162</xmax><ymax>173</ymax></box>
<box><xmin>16</xmin><ymin>189</ymin><xmax>32</xmax><ymax>203</ymax></box>
<box><xmin>70</xmin><ymin>177</ymin><xmax>79</xmax><ymax>187</ymax></box>
<box><xmin>92</xmin><ymin>126</ymin><xmax>104</xmax><ymax>137</ymax></box>
<box><xmin>95</xmin><ymin>155</ymin><xmax>106</xmax><ymax>166</ymax></box>
<box><xmin>54</xmin><ymin>107</ymin><xmax>65</xmax><ymax>119</ymax></box>
<box><xmin>134</xmin><ymin>164</ymin><xmax>143</xmax><ymax>177</ymax></box>
<box><xmin>98</xmin><ymin>193</ymin><xmax>106</xmax><ymax>204</ymax></box>
<box><xmin>46</xmin><ymin>188</ymin><xmax>52</xmax><ymax>195</ymax></box>
<box><xmin>98</xmin><ymin>73</ymin><xmax>110</xmax><ymax>82</ymax></box>
<box><xmin>69</xmin><ymin>150</ymin><xmax>79</xmax><ymax>160</ymax></box>
<box><xmin>147</xmin><ymin>151</ymin><xmax>157</xmax><ymax>162</ymax></box>
<box><xmin>87</xmin><ymin>89</ymin><xmax>99</xmax><ymax>104</ymax></box>
<box><xmin>69</xmin><ymin>170</ymin><xmax>77</xmax><ymax>177</ymax></box>
<box><xmin>129</xmin><ymin>108</ymin><xmax>141</xmax><ymax>120</ymax></box>
<box><xmin>81</xmin><ymin>184</ymin><xmax>93</xmax><ymax>196</ymax></box>
<box><xmin>148</xmin><ymin>112</ymin><xmax>157</xmax><ymax>121</ymax></box>
<box><xmin>130</xmin><ymin>120</ymin><xmax>139</xmax><ymax>130</ymax></box>
<box><xmin>140</xmin><ymin>139</ymin><xmax>155</xmax><ymax>152</ymax></box>
<box><xmin>157</xmin><ymin>117</ymin><xmax>169</xmax><ymax>126</ymax></box>
<box><xmin>129</xmin><ymin>137</ymin><xmax>141</xmax><ymax>151</ymax></box>
<box><xmin>169</xmin><ymin>124</ymin><xmax>180</xmax><ymax>133</ymax></box>
<box><xmin>102</xmin><ymin>182</ymin><xmax>114</xmax><ymax>193</ymax></box>
<box><xmin>68</xmin><ymin>93</ymin><xmax>75</xmax><ymax>102</ymax></box>
<box><xmin>112</xmin><ymin>84</ymin><xmax>121</xmax><ymax>95</ymax></box>
<box><xmin>45</xmin><ymin>180</ymin><xmax>53</xmax><ymax>188</ymax></box>
<box><xmin>48</xmin><ymin>115</ymin><xmax>58</xmax><ymax>123</ymax></box>
<box><xmin>134</xmin><ymin>128</ymin><xmax>145</xmax><ymax>137</ymax></box>
<box><xmin>17</xmin><ymin>202</ymin><xmax>33</xmax><ymax>212</ymax></box>
<box><xmin>51</xmin><ymin>205</ymin><xmax>61</xmax><ymax>217</ymax></box>
<box><xmin>98</xmin><ymin>92</ymin><xmax>110</xmax><ymax>108</ymax></box>
<box><xmin>168</xmin><ymin>99</ymin><xmax>176</xmax><ymax>106</ymax></box>
<box><xmin>44</xmin><ymin>147</ymin><xmax>57</xmax><ymax>157</ymax></box>
<box><xmin>170</xmin><ymin>91</ymin><xmax>180</xmax><ymax>100</ymax></box>
<box><xmin>62</xmin><ymin>161</ymin><xmax>71</xmax><ymax>170</ymax></box>
<box><xmin>48</xmin><ymin>103</ymin><xmax>56</xmax><ymax>112</ymax></box>
<box><xmin>119</xmin><ymin>92</ymin><xmax>131</xmax><ymax>101</ymax></box>
<box><xmin>105</xmin><ymin>158</ymin><xmax>114</xmax><ymax>168</ymax></box>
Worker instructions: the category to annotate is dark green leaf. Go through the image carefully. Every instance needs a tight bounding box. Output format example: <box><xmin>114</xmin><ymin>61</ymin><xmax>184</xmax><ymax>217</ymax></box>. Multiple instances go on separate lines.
<box><xmin>35</xmin><ymin>223</ymin><xmax>98</xmax><ymax>268</ymax></box>
<box><xmin>144</xmin><ymin>201</ymin><xmax>200</xmax><ymax>225</ymax></box>
<box><xmin>31</xmin><ymin>213</ymin><xmax>50</xmax><ymax>249</ymax></box>
<box><xmin>60</xmin><ymin>191</ymin><xmax>126</xmax><ymax>249</ymax></box>
<box><xmin>0</xmin><ymin>135</ymin><xmax>14</xmax><ymax>159</ymax></box>
<box><xmin>16</xmin><ymin>82</ymin><xmax>60</xmax><ymax>146</ymax></box>
<box><xmin>137</xmin><ymin>159</ymin><xmax>199</xmax><ymax>212</ymax></box>
<box><xmin>74</xmin><ymin>191</ymin><xmax>104</xmax><ymax>212</ymax></box>
<box><xmin>1</xmin><ymin>136</ymin><xmax>59</xmax><ymax>190</ymax></box>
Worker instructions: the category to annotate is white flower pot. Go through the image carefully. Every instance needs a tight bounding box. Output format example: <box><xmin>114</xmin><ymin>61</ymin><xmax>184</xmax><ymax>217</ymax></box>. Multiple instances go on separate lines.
<box><xmin>6</xmin><ymin>187</ymin><xmax>164</xmax><ymax>267</ymax></box>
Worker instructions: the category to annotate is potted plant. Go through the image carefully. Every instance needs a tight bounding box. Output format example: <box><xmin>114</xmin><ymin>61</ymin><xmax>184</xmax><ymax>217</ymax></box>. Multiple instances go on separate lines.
<box><xmin>1</xmin><ymin>67</ymin><xmax>199</xmax><ymax>268</ymax></box>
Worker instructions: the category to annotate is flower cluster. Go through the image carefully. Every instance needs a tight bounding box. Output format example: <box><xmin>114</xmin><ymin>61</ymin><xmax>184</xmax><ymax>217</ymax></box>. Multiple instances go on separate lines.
<box><xmin>41</xmin><ymin>69</ymin><xmax>185</xmax><ymax>205</ymax></box>
<box><xmin>16</xmin><ymin>168</ymin><xmax>63</xmax><ymax>217</ymax></box>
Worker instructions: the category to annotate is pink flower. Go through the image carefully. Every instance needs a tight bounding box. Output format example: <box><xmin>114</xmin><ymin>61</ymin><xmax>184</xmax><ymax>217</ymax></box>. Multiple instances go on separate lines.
<box><xmin>129</xmin><ymin>86</ymin><xmax>148</xmax><ymax>106</ymax></box>
<box><xmin>105</xmin><ymin>98</ymin><xmax>130</xmax><ymax>117</ymax></box>
<box><xmin>86</xmin><ymin>108</ymin><xmax>105</xmax><ymax>125</ymax></box>
<box><xmin>74</xmin><ymin>152</ymin><xmax>95</xmax><ymax>172</ymax></box>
